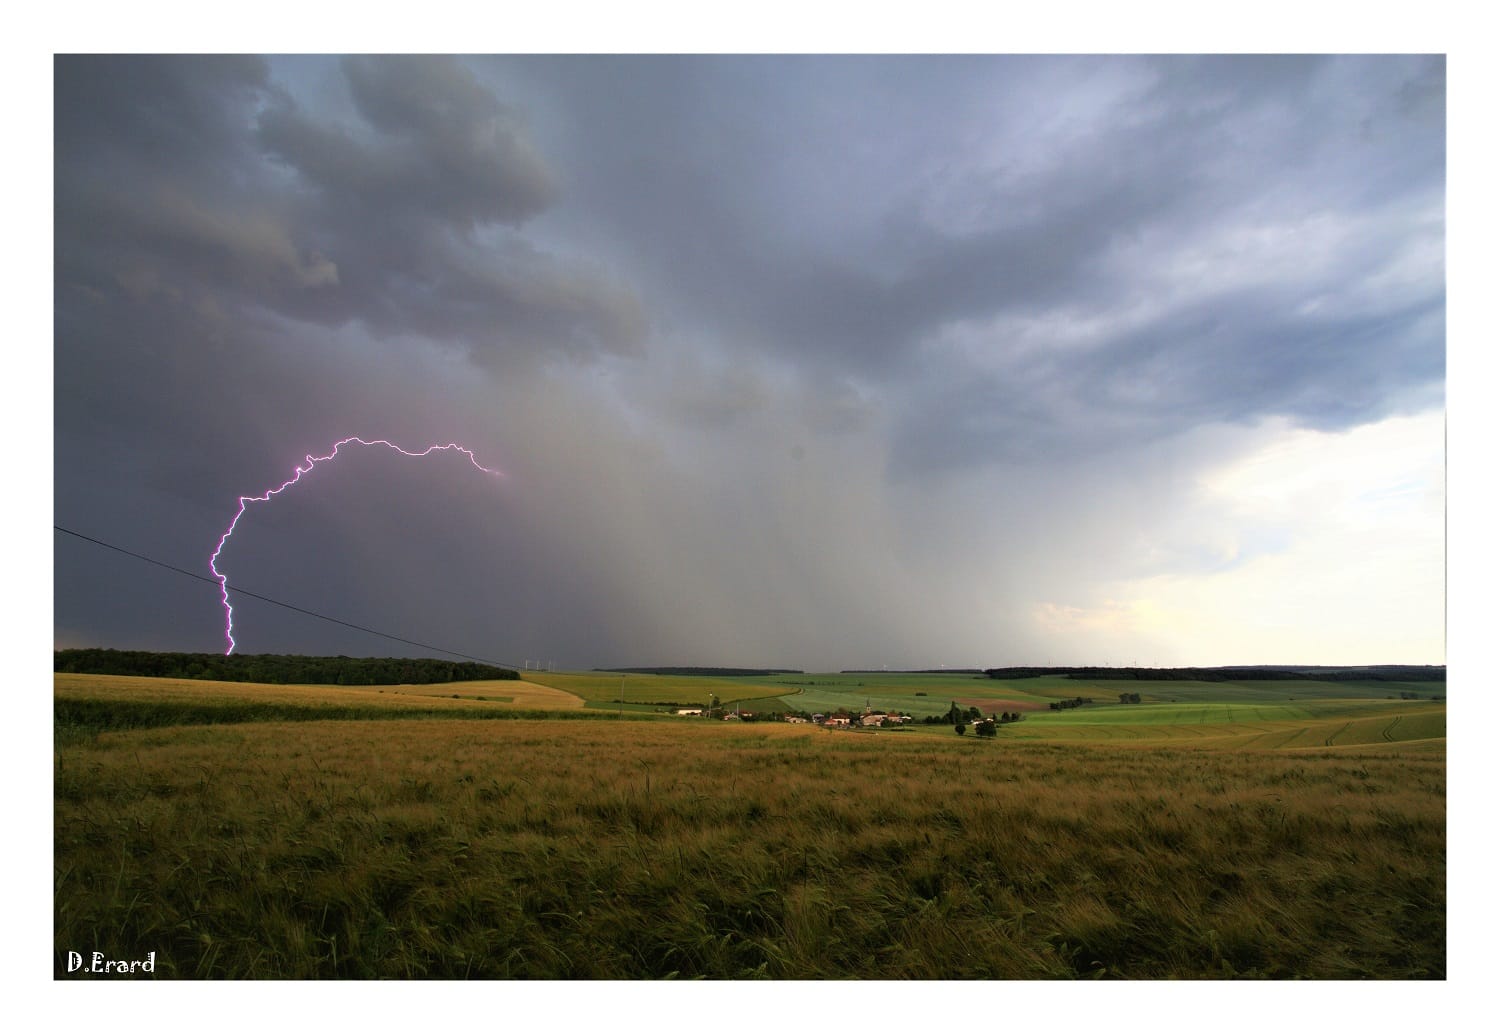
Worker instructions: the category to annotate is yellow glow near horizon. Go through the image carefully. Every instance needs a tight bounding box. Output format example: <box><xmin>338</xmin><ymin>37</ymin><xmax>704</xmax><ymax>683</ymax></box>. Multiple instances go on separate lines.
<box><xmin>1034</xmin><ymin>409</ymin><xmax>1445</xmax><ymax>665</ymax></box>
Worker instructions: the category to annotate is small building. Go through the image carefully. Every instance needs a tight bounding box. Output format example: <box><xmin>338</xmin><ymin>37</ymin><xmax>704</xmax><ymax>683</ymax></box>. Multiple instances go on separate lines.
<box><xmin>675</xmin><ymin>708</ymin><xmax>704</xmax><ymax>716</ymax></box>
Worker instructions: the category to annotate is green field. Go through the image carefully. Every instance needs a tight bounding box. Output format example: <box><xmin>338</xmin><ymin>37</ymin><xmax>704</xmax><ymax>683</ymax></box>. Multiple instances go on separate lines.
<box><xmin>510</xmin><ymin>671</ymin><xmax>1447</xmax><ymax>753</ymax></box>
<box><xmin>54</xmin><ymin>671</ymin><xmax>1445</xmax><ymax>978</ymax></box>
<box><xmin>989</xmin><ymin>699</ymin><xmax>1446</xmax><ymax>748</ymax></box>
<box><xmin>522</xmin><ymin>671</ymin><xmax>791</xmax><ymax>708</ymax></box>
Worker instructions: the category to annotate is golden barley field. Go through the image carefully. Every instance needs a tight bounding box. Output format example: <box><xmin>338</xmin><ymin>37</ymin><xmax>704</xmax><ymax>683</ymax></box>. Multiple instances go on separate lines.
<box><xmin>54</xmin><ymin>674</ymin><xmax>1444</xmax><ymax>980</ymax></box>
<box><xmin>54</xmin><ymin>671</ymin><xmax>585</xmax><ymax>712</ymax></box>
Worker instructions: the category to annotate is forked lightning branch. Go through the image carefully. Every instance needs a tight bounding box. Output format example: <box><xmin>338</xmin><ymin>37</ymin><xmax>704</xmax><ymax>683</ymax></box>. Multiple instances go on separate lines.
<box><xmin>208</xmin><ymin>437</ymin><xmax>503</xmax><ymax>654</ymax></box>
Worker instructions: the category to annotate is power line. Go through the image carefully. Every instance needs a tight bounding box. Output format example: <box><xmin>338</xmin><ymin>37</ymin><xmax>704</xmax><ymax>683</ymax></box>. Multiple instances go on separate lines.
<box><xmin>53</xmin><ymin>524</ymin><xmax>523</xmax><ymax>670</ymax></box>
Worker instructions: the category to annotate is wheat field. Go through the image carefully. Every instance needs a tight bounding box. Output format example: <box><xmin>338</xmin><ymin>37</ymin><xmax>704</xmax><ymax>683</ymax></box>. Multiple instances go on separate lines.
<box><xmin>54</xmin><ymin>678</ymin><xmax>1445</xmax><ymax>979</ymax></box>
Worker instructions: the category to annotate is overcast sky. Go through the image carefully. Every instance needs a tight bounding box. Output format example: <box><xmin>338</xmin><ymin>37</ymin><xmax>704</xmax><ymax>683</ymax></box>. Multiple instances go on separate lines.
<box><xmin>52</xmin><ymin>54</ymin><xmax>1446</xmax><ymax>671</ymax></box>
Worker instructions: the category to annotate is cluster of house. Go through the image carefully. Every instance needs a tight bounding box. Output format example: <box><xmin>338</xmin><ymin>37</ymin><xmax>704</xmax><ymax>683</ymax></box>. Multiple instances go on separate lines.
<box><xmin>807</xmin><ymin>712</ymin><xmax>913</xmax><ymax>727</ymax></box>
<box><xmin>674</xmin><ymin>706</ymin><xmax>912</xmax><ymax>727</ymax></box>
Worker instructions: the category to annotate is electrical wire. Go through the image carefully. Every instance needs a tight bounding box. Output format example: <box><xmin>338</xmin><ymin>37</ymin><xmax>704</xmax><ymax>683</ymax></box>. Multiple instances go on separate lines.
<box><xmin>53</xmin><ymin>524</ymin><xmax>523</xmax><ymax>670</ymax></box>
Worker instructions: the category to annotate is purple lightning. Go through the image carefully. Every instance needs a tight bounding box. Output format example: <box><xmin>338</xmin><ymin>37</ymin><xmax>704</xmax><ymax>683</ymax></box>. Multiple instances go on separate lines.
<box><xmin>209</xmin><ymin>436</ymin><xmax>503</xmax><ymax>655</ymax></box>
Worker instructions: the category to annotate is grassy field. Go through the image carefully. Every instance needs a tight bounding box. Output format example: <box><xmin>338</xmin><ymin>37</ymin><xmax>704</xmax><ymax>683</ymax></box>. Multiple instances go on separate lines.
<box><xmin>522</xmin><ymin>671</ymin><xmax>792</xmax><ymax>709</ymax></box>
<box><xmin>429</xmin><ymin>669</ymin><xmax>1441</xmax><ymax>719</ymax></box>
<box><xmin>988</xmin><ymin>699</ymin><xmax>1447</xmax><ymax>749</ymax></box>
<box><xmin>52</xmin><ymin>672</ymin><xmax>589</xmax><ymax>745</ymax></box>
<box><xmin>54</xmin><ymin>672</ymin><xmax>587</xmax><ymax>711</ymax></box>
<box><xmin>53</xmin><ymin>672</ymin><xmax>1445</xmax><ymax>979</ymax></box>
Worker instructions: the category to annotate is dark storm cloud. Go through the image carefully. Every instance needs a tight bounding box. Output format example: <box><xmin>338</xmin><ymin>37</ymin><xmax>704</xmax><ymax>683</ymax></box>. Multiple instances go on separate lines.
<box><xmin>54</xmin><ymin>55</ymin><xmax>651</xmax><ymax>658</ymax></box>
<box><xmin>252</xmin><ymin>57</ymin><xmax>645</xmax><ymax>361</ymax></box>
<box><xmin>507</xmin><ymin>54</ymin><xmax>1443</xmax><ymax>474</ymax></box>
<box><xmin>54</xmin><ymin>54</ymin><xmax>271</xmax><ymax>178</ymax></box>
<box><xmin>53</xmin><ymin>54</ymin><xmax>1445</xmax><ymax>668</ymax></box>
<box><xmin>254</xmin><ymin>57</ymin><xmax>555</xmax><ymax>234</ymax></box>
<box><xmin>55</xmin><ymin>56</ymin><xmax>283</xmax><ymax>316</ymax></box>
<box><xmin>337</xmin><ymin>54</ymin><xmax>558</xmax><ymax>226</ymax></box>
<box><xmin>889</xmin><ymin>289</ymin><xmax>1445</xmax><ymax>474</ymax></box>
<box><xmin>57</xmin><ymin>54</ymin><xmax>644</xmax><ymax>374</ymax></box>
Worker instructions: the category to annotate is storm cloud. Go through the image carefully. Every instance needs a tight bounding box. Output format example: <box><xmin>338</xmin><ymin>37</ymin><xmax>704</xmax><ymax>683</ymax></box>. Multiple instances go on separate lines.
<box><xmin>53</xmin><ymin>55</ymin><xmax>1445</xmax><ymax>669</ymax></box>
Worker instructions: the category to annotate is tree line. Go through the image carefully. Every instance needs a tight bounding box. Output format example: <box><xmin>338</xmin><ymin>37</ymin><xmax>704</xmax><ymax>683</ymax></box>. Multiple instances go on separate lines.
<box><xmin>984</xmin><ymin>665</ymin><xmax>1445</xmax><ymax>682</ymax></box>
<box><xmin>54</xmin><ymin>649</ymin><xmax>519</xmax><ymax>686</ymax></box>
<box><xmin>921</xmin><ymin>702</ymin><xmax>1025</xmax><ymax>736</ymax></box>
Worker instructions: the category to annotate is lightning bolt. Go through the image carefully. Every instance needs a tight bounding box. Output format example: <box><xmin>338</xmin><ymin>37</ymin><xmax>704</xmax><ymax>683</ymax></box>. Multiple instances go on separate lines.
<box><xmin>209</xmin><ymin>436</ymin><xmax>503</xmax><ymax>655</ymax></box>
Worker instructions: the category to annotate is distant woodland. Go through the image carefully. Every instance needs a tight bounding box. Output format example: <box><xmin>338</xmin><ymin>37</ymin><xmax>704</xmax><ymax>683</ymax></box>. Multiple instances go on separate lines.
<box><xmin>55</xmin><ymin>649</ymin><xmax>519</xmax><ymax>685</ymax></box>
<box><xmin>983</xmin><ymin>665</ymin><xmax>1445</xmax><ymax>682</ymax></box>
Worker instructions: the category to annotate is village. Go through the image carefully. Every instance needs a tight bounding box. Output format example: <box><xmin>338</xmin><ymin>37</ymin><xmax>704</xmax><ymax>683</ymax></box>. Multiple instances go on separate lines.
<box><xmin>674</xmin><ymin>704</ymin><xmax>913</xmax><ymax>727</ymax></box>
<box><xmin>672</xmin><ymin>697</ymin><xmax>1024</xmax><ymax>734</ymax></box>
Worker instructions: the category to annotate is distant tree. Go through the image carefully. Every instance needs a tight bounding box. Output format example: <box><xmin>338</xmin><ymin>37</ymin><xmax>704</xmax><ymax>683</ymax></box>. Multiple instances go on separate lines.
<box><xmin>53</xmin><ymin>648</ymin><xmax>519</xmax><ymax>685</ymax></box>
<box><xmin>954</xmin><ymin>722</ymin><xmax>966</xmax><ymax>735</ymax></box>
<box><xmin>976</xmin><ymin>719</ymin><xmax>997</xmax><ymax>738</ymax></box>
